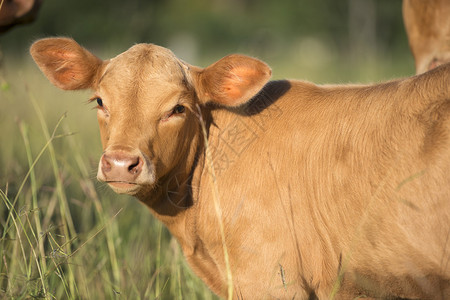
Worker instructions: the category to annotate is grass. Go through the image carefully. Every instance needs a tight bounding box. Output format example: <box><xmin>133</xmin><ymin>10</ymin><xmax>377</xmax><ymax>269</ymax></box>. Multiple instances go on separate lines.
<box><xmin>0</xmin><ymin>47</ymin><xmax>415</xmax><ymax>299</ymax></box>
<box><xmin>0</xmin><ymin>60</ymin><xmax>217</xmax><ymax>299</ymax></box>
<box><xmin>196</xmin><ymin>105</ymin><xmax>233</xmax><ymax>299</ymax></box>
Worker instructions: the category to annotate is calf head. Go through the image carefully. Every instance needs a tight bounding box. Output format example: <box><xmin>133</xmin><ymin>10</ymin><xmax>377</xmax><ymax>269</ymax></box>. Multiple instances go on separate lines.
<box><xmin>30</xmin><ymin>38</ymin><xmax>271</xmax><ymax>202</ymax></box>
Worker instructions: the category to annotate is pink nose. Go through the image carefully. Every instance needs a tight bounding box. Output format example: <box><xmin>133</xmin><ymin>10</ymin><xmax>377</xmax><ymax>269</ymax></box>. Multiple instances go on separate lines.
<box><xmin>100</xmin><ymin>151</ymin><xmax>143</xmax><ymax>182</ymax></box>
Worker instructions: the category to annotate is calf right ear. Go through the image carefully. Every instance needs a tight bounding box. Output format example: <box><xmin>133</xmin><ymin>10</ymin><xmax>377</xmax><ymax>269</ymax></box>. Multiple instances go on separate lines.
<box><xmin>30</xmin><ymin>37</ymin><xmax>103</xmax><ymax>90</ymax></box>
<box><xmin>193</xmin><ymin>54</ymin><xmax>272</xmax><ymax>107</ymax></box>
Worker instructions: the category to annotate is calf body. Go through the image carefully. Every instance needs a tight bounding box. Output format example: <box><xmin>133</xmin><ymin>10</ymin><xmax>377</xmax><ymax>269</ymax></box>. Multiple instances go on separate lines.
<box><xmin>31</xmin><ymin>38</ymin><xmax>450</xmax><ymax>299</ymax></box>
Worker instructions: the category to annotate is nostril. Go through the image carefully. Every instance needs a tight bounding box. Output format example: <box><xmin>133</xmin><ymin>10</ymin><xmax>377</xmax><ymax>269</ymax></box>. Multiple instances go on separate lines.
<box><xmin>101</xmin><ymin>155</ymin><xmax>112</xmax><ymax>173</ymax></box>
<box><xmin>128</xmin><ymin>157</ymin><xmax>141</xmax><ymax>174</ymax></box>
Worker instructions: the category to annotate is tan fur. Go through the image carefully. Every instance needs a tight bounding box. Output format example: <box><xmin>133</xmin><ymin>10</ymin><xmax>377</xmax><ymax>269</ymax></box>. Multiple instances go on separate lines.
<box><xmin>403</xmin><ymin>0</ymin><xmax>450</xmax><ymax>74</ymax></box>
<box><xmin>30</xmin><ymin>38</ymin><xmax>450</xmax><ymax>299</ymax></box>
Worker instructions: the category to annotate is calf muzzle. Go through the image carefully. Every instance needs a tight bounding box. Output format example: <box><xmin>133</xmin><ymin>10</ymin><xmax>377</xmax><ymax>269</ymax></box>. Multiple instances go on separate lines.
<box><xmin>101</xmin><ymin>152</ymin><xmax>142</xmax><ymax>180</ymax></box>
<box><xmin>97</xmin><ymin>149</ymin><xmax>153</xmax><ymax>195</ymax></box>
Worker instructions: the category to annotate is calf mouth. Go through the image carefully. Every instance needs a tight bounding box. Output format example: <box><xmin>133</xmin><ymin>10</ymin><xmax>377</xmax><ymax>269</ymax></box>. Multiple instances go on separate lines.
<box><xmin>106</xmin><ymin>181</ymin><xmax>141</xmax><ymax>195</ymax></box>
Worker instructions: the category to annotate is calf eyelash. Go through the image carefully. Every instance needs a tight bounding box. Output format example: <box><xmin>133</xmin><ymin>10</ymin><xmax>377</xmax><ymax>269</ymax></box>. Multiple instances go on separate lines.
<box><xmin>89</xmin><ymin>96</ymin><xmax>110</xmax><ymax>117</ymax></box>
<box><xmin>89</xmin><ymin>96</ymin><xmax>105</xmax><ymax>109</ymax></box>
<box><xmin>161</xmin><ymin>104</ymin><xmax>187</xmax><ymax>122</ymax></box>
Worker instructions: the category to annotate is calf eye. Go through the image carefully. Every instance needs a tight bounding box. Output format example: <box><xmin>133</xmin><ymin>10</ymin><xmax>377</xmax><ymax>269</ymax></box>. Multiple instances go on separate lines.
<box><xmin>96</xmin><ymin>97</ymin><xmax>103</xmax><ymax>107</ymax></box>
<box><xmin>162</xmin><ymin>104</ymin><xmax>186</xmax><ymax>122</ymax></box>
<box><xmin>173</xmin><ymin>104</ymin><xmax>185</xmax><ymax>114</ymax></box>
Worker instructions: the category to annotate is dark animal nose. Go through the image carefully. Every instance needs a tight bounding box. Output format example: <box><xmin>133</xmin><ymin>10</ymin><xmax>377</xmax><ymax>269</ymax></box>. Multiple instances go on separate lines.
<box><xmin>100</xmin><ymin>151</ymin><xmax>143</xmax><ymax>182</ymax></box>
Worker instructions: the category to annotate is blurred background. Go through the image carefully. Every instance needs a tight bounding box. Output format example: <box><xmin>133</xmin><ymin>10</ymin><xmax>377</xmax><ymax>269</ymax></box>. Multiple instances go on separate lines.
<box><xmin>0</xmin><ymin>0</ymin><xmax>414</xmax><ymax>299</ymax></box>
<box><xmin>1</xmin><ymin>0</ymin><xmax>413</xmax><ymax>81</ymax></box>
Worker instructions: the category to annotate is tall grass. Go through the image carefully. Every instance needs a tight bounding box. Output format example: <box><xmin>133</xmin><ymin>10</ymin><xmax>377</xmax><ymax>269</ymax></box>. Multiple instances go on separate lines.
<box><xmin>0</xmin><ymin>61</ymin><xmax>217</xmax><ymax>299</ymax></box>
<box><xmin>196</xmin><ymin>105</ymin><xmax>233</xmax><ymax>300</ymax></box>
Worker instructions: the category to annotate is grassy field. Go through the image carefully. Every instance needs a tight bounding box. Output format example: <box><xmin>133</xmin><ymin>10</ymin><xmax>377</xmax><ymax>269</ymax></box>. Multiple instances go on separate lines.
<box><xmin>0</xmin><ymin>46</ymin><xmax>414</xmax><ymax>299</ymax></box>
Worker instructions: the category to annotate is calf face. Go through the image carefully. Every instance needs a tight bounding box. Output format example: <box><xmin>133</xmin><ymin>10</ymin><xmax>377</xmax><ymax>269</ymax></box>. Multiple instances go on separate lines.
<box><xmin>30</xmin><ymin>38</ymin><xmax>271</xmax><ymax>198</ymax></box>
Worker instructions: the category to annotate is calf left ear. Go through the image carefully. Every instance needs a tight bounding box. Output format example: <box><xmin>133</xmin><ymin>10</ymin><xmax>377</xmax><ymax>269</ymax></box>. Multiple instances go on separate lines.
<box><xmin>30</xmin><ymin>37</ymin><xmax>103</xmax><ymax>90</ymax></box>
<box><xmin>193</xmin><ymin>54</ymin><xmax>272</xmax><ymax>107</ymax></box>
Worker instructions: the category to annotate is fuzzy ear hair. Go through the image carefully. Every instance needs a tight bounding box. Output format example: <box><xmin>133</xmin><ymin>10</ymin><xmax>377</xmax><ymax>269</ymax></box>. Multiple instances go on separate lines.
<box><xmin>30</xmin><ymin>37</ymin><xmax>103</xmax><ymax>90</ymax></box>
<box><xmin>194</xmin><ymin>54</ymin><xmax>272</xmax><ymax>107</ymax></box>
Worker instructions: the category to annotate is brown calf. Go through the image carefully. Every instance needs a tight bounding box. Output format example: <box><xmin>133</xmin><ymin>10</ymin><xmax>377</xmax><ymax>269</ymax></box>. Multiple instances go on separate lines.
<box><xmin>30</xmin><ymin>37</ymin><xmax>450</xmax><ymax>299</ymax></box>
<box><xmin>403</xmin><ymin>0</ymin><xmax>450</xmax><ymax>74</ymax></box>
<box><xmin>0</xmin><ymin>0</ymin><xmax>42</xmax><ymax>33</ymax></box>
